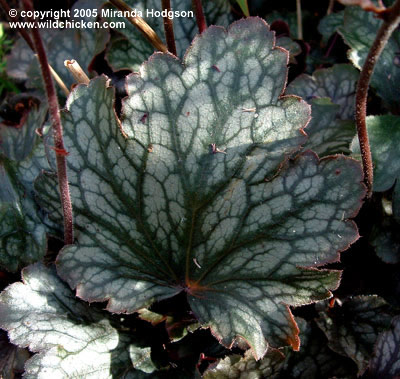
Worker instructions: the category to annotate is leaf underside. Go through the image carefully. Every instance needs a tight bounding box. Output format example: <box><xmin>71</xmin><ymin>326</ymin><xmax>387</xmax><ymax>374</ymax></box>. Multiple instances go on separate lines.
<box><xmin>36</xmin><ymin>18</ymin><xmax>365</xmax><ymax>359</ymax></box>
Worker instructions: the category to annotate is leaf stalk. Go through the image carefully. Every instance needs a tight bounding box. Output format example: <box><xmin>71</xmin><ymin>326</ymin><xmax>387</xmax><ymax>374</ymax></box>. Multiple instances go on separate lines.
<box><xmin>192</xmin><ymin>0</ymin><xmax>207</xmax><ymax>33</ymax></box>
<box><xmin>355</xmin><ymin>0</ymin><xmax>400</xmax><ymax>197</ymax></box>
<box><xmin>161</xmin><ymin>0</ymin><xmax>177</xmax><ymax>55</ymax></box>
<box><xmin>22</xmin><ymin>0</ymin><xmax>74</xmax><ymax>245</ymax></box>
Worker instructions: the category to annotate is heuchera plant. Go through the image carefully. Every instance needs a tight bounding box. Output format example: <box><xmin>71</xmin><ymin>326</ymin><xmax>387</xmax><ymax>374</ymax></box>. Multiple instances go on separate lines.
<box><xmin>0</xmin><ymin>0</ymin><xmax>400</xmax><ymax>377</ymax></box>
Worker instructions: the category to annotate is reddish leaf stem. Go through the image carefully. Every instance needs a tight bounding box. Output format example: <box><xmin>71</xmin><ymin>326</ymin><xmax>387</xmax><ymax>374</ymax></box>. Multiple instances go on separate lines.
<box><xmin>355</xmin><ymin>0</ymin><xmax>400</xmax><ymax>198</ymax></box>
<box><xmin>22</xmin><ymin>0</ymin><xmax>74</xmax><ymax>245</ymax></box>
<box><xmin>161</xmin><ymin>0</ymin><xmax>177</xmax><ymax>55</ymax></box>
<box><xmin>192</xmin><ymin>0</ymin><xmax>207</xmax><ymax>33</ymax></box>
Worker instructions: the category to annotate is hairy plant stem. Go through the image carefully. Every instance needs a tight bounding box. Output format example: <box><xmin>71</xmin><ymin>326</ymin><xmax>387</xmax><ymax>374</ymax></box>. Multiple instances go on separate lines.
<box><xmin>109</xmin><ymin>0</ymin><xmax>167</xmax><ymax>52</ymax></box>
<box><xmin>22</xmin><ymin>0</ymin><xmax>74</xmax><ymax>245</ymax></box>
<box><xmin>192</xmin><ymin>0</ymin><xmax>207</xmax><ymax>33</ymax></box>
<box><xmin>355</xmin><ymin>0</ymin><xmax>400</xmax><ymax>198</ymax></box>
<box><xmin>161</xmin><ymin>0</ymin><xmax>177</xmax><ymax>55</ymax></box>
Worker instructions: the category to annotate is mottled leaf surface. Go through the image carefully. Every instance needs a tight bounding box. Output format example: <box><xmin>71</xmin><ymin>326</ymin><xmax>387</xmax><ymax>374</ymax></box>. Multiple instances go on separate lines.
<box><xmin>316</xmin><ymin>295</ymin><xmax>393</xmax><ymax>375</ymax></box>
<box><xmin>0</xmin><ymin>330</ymin><xmax>30</xmax><ymax>379</ymax></box>
<box><xmin>279</xmin><ymin>318</ymin><xmax>357</xmax><ymax>378</ymax></box>
<box><xmin>351</xmin><ymin>115</ymin><xmax>400</xmax><ymax>192</ymax></box>
<box><xmin>300</xmin><ymin>98</ymin><xmax>355</xmax><ymax>156</ymax></box>
<box><xmin>286</xmin><ymin>64</ymin><xmax>358</xmax><ymax>120</ymax></box>
<box><xmin>0</xmin><ymin>104</ymin><xmax>54</xmax><ymax>272</ymax></box>
<box><xmin>318</xmin><ymin>11</ymin><xmax>344</xmax><ymax>44</ymax></box>
<box><xmin>203</xmin><ymin>348</ymin><xmax>285</xmax><ymax>379</ymax></box>
<box><xmin>0</xmin><ymin>264</ymin><xmax>156</xmax><ymax>378</ymax></box>
<box><xmin>105</xmin><ymin>0</ymin><xmax>232</xmax><ymax>71</ymax></box>
<box><xmin>368</xmin><ymin>315</ymin><xmax>400</xmax><ymax>378</ymax></box>
<box><xmin>37</xmin><ymin>19</ymin><xmax>365</xmax><ymax>359</ymax></box>
<box><xmin>339</xmin><ymin>6</ymin><xmax>400</xmax><ymax>111</ymax></box>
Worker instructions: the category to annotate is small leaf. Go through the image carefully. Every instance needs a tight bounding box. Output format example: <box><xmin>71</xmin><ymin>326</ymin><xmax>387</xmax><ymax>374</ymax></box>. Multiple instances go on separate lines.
<box><xmin>0</xmin><ymin>263</ymin><xmax>156</xmax><ymax>378</ymax></box>
<box><xmin>316</xmin><ymin>295</ymin><xmax>394</xmax><ymax>375</ymax></box>
<box><xmin>351</xmin><ymin>115</ymin><xmax>400</xmax><ymax>192</ymax></box>
<box><xmin>368</xmin><ymin>315</ymin><xmax>400</xmax><ymax>378</ymax></box>
<box><xmin>280</xmin><ymin>318</ymin><xmax>357</xmax><ymax>378</ymax></box>
<box><xmin>339</xmin><ymin>6</ymin><xmax>400</xmax><ymax>111</ymax></box>
<box><xmin>37</xmin><ymin>19</ymin><xmax>365</xmax><ymax>359</ymax></box>
<box><xmin>370</xmin><ymin>216</ymin><xmax>400</xmax><ymax>264</ymax></box>
<box><xmin>203</xmin><ymin>348</ymin><xmax>285</xmax><ymax>378</ymax></box>
<box><xmin>286</xmin><ymin>64</ymin><xmax>359</xmax><ymax>121</ymax></box>
<box><xmin>318</xmin><ymin>11</ymin><xmax>344</xmax><ymax>44</ymax></box>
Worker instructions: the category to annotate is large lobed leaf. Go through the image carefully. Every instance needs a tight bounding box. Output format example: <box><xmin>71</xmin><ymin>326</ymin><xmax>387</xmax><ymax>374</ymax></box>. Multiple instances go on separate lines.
<box><xmin>0</xmin><ymin>263</ymin><xmax>156</xmax><ymax>378</ymax></box>
<box><xmin>36</xmin><ymin>18</ymin><xmax>365</xmax><ymax>359</ymax></box>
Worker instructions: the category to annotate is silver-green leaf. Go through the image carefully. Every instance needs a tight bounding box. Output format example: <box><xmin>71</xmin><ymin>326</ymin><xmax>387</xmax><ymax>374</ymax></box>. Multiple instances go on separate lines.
<box><xmin>0</xmin><ymin>263</ymin><xmax>156</xmax><ymax>378</ymax></box>
<box><xmin>37</xmin><ymin>19</ymin><xmax>365</xmax><ymax>359</ymax></box>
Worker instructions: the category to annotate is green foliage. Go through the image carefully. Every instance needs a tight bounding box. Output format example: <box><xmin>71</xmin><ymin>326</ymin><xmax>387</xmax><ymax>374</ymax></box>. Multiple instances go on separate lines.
<box><xmin>367</xmin><ymin>315</ymin><xmax>400</xmax><ymax>378</ymax></box>
<box><xmin>0</xmin><ymin>263</ymin><xmax>157</xmax><ymax>377</ymax></box>
<box><xmin>0</xmin><ymin>1</ymin><xmax>400</xmax><ymax>377</ymax></box>
<box><xmin>316</xmin><ymin>296</ymin><xmax>394</xmax><ymax>375</ymax></box>
<box><xmin>0</xmin><ymin>103</ymin><xmax>58</xmax><ymax>272</ymax></box>
<box><xmin>35</xmin><ymin>19</ymin><xmax>365</xmax><ymax>360</ymax></box>
<box><xmin>339</xmin><ymin>6</ymin><xmax>400</xmax><ymax>112</ymax></box>
<box><xmin>0</xmin><ymin>25</ymin><xmax>19</xmax><ymax>96</ymax></box>
<box><xmin>105</xmin><ymin>0</ymin><xmax>232</xmax><ymax>71</ymax></box>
